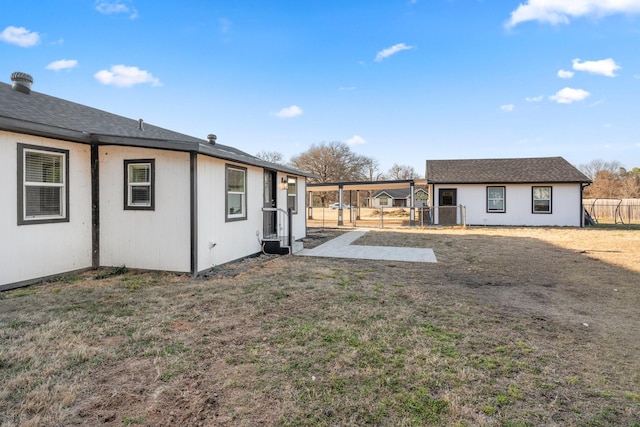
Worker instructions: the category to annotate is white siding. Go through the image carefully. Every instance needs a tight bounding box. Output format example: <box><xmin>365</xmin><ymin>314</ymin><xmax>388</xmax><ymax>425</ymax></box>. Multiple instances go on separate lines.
<box><xmin>2</xmin><ymin>134</ymin><xmax>309</xmax><ymax>285</ymax></box>
<box><xmin>432</xmin><ymin>183</ymin><xmax>584</xmax><ymax>226</ymax></box>
<box><xmin>276</xmin><ymin>172</ymin><xmax>307</xmax><ymax>243</ymax></box>
<box><xmin>99</xmin><ymin>146</ymin><xmax>191</xmax><ymax>272</ymax></box>
<box><xmin>0</xmin><ymin>132</ymin><xmax>92</xmax><ymax>286</ymax></box>
<box><xmin>196</xmin><ymin>157</ymin><xmax>308</xmax><ymax>272</ymax></box>
<box><xmin>196</xmin><ymin>156</ymin><xmax>264</xmax><ymax>270</ymax></box>
<box><xmin>294</xmin><ymin>178</ymin><xmax>307</xmax><ymax>241</ymax></box>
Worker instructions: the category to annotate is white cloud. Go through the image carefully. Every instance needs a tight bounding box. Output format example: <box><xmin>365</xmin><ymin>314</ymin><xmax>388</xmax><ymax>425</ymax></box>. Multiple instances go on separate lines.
<box><xmin>500</xmin><ymin>104</ymin><xmax>515</xmax><ymax>112</ymax></box>
<box><xmin>557</xmin><ymin>69</ymin><xmax>574</xmax><ymax>79</ymax></box>
<box><xmin>46</xmin><ymin>59</ymin><xmax>78</xmax><ymax>71</ymax></box>
<box><xmin>273</xmin><ymin>105</ymin><xmax>303</xmax><ymax>119</ymax></box>
<box><xmin>375</xmin><ymin>43</ymin><xmax>415</xmax><ymax>62</ymax></box>
<box><xmin>505</xmin><ymin>0</ymin><xmax>640</xmax><ymax>28</ymax></box>
<box><xmin>345</xmin><ymin>135</ymin><xmax>366</xmax><ymax>145</ymax></box>
<box><xmin>526</xmin><ymin>95</ymin><xmax>544</xmax><ymax>102</ymax></box>
<box><xmin>0</xmin><ymin>26</ymin><xmax>40</xmax><ymax>47</ymax></box>
<box><xmin>634</xmin><ymin>74</ymin><xmax>640</xmax><ymax>79</ymax></box>
<box><xmin>572</xmin><ymin>58</ymin><xmax>620</xmax><ymax>77</ymax></box>
<box><xmin>96</xmin><ymin>1</ymin><xmax>138</xmax><ymax>19</ymax></box>
<box><xmin>94</xmin><ymin>65</ymin><xmax>161</xmax><ymax>87</ymax></box>
<box><xmin>549</xmin><ymin>87</ymin><xmax>591</xmax><ymax>104</ymax></box>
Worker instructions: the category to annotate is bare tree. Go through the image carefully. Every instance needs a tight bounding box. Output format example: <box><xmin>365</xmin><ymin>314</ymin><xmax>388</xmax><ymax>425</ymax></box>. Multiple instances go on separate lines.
<box><xmin>588</xmin><ymin>170</ymin><xmax>622</xmax><ymax>198</ymax></box>
<box><xmin>366</xmin><ymin>158</ymin><xmax>386</xmax><ymax>181</ymax></box>
<box><xmin>388</xmin><ymin>163</ymin><xmax>421</xmax><ymax>180</ymax></box>
<box><xmin>256</xmin><ymin>150</ymin><xmax>285</xmax><ymax>165</ymax></box>
<box><xmin>580</xmin><ymin>159</ymin><xmax>640</xmax><ymax>198</ymax></box>
<box><xmin>290</xmin><ymin>141</ymin><xmax>375</xmax><ymax>183</ymax></box>
<box><xmin>578</xmin><ymin>159</ymin><xmax>621</xmax><ymax>181</ymax></box>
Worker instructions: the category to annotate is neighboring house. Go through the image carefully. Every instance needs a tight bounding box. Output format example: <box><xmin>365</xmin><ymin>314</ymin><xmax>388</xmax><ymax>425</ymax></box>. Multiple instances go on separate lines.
<box><xmin>1</xmin><ymin>72</ymin><xmax>311</xmax><ymax>290</ymax></box>
<box><xmin>371</xmin><ymin>188</ymin><xmax>429</xmax><ymax>208</ymax></box>
<box><xmin>426</xmin><ymin>157</ymin><xmax>591</xmax><ymax>226</ymax></box>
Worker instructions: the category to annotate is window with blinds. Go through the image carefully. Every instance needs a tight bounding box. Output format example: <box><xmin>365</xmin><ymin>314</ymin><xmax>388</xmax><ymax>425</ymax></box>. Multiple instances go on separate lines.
<box><xmin>487</xmin><ymin>186</ymin><xmax>506</xmax><ymax>213</ymax></box>
<box><xmin>124</xmin><ymin>160</ymin><xmax>155</xmax><ymax>210</ymax></box>
<box><xmin>18</xmin><ymin>144</ymin><xmax>69</xmax><ymax>224</ymax></box>
<box><xmin>226</xmin><ymin>165</ymin><xmax>246</xmax><ymax>220</ymax></box>
<box><xmin>532</xmin><ymin>186</ymin><xmax>552</xmax><ymax>213</ymax></box>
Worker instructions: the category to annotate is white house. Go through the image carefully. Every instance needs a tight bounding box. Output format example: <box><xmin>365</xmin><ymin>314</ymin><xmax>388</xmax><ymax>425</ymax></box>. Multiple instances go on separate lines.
<box><xmin>426</xmin><ymin>157</ymin><xmax>591</xmax><ymax>227</ymax></box>
<box><xmin>1</xmin><ymin>72</ymin><xmax>311</xmax><ymax>290</ymax></box>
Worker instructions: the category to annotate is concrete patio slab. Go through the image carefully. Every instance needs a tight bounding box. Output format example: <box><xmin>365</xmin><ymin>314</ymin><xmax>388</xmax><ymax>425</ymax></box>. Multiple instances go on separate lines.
<box><xmin>296</xmin><ymin>229</ymin><xmax>437</xmax><ymax>263</ymax></box>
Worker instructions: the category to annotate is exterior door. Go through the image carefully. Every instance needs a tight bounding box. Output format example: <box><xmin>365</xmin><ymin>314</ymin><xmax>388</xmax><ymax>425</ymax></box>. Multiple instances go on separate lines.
<box><xmin>263</xmin><ymin>171</ymin><xmax>277</xmax><ymax>238</ymax></box>
<box><xmin>438</xmin><ymin>188</ymin><xmax>457</xmax><ymax>225</ymax></box>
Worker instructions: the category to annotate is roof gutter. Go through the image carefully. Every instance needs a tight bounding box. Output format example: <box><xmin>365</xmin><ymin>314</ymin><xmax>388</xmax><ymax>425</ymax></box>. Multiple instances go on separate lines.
<box><xmin>0</xmin><ymin>116</ymin><xmax>92</xmax><ymax>143</ymax></box>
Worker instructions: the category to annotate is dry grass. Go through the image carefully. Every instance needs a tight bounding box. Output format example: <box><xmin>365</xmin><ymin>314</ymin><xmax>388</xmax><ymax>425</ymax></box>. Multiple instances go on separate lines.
<box><xmin>1</xmin><ymin>226</ymin><xmax>639</xmax><ymax>426</ymax></box>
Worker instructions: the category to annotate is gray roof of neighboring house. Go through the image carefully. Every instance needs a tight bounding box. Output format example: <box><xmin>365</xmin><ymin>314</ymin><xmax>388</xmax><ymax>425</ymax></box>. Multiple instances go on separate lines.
<box><xmin>372</xmin><ymin>188</ymin><xmax>428</xmax><ymax>199</ymax></box>
<box><xmin>0</xmin><ymin>77</ymin><xmax>312</xmax><ymax>177</ymax></box>
<box><xmin>426</xmin><ymin>157</ymin><xmax>591</xmax><ymax>184</ymax></box>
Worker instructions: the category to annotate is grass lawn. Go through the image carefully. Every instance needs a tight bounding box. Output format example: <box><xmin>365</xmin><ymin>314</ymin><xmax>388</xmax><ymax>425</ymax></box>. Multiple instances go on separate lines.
<box><xmin>1</xmin><ymin>226</ymin><xmax>639</xmax><ymax>426</ymax></box>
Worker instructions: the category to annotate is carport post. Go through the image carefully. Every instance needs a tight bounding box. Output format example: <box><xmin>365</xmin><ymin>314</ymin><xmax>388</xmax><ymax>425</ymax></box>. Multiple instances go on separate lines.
<box><xmin>307</xmin><ymin>190</ymin><xmax>313</xmax><ymax>220</ymax></box>
<box><xmin>338</xmin><ymin>184</ymin><xmax>344</xmax><ymax>226</ymax></box>
<box><xmin>409</xmin><ymin>181</ymin><xmax>416</xmax><ymax>226</ymax></box>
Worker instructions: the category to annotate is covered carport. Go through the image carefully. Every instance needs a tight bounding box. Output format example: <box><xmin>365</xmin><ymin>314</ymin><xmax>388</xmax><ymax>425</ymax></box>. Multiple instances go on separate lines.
<box><xmin>307</xmin><ymin>179</ymin><xmax>428</xmax><ymax>227</ymax></box>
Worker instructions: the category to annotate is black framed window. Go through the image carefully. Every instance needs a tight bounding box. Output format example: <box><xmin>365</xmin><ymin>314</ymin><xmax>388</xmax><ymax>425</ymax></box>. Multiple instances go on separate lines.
<box><xmin>124</xmin><ymin>159</ymin><xmax>155</xmax><ymax>210</ymax></box>
<box><xmin>17</xmin><ymin>144</ymin><xmax>69</xmax><ymax>225</ymax></box>
<box><xmin>226</xmin><ymin>165</ymin><xmax>247</xmax><ymax>221</ymax></box>
<box><xmin>487</xmin><ymin>186</ymin><xmax>505</xmax><ymax>213</ymax></box>
<box><xmin>532</xmin><ymin>186</ymin><xmax>552</xmax><ymax>213</ymax></box>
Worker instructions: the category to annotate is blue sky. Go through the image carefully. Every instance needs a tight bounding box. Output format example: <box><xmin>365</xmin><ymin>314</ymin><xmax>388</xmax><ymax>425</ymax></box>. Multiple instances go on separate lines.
<box><xmin>2</xmin><ymin>0</ymin><xmax>639</xmax><ymax>176</ymax></box>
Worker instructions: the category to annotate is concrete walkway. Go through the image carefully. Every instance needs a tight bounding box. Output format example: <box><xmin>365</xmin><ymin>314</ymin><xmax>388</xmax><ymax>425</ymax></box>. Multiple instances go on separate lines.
<box><xmin>296</xmin><ymin>229</ymin><xmax>437</xmax><ymax>263</ymax></box>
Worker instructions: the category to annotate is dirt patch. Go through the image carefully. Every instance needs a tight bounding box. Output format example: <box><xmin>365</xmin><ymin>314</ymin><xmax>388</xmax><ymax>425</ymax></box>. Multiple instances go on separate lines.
<box><xmin>1</xmin><ymin>226</ymin><xmax>638</xmax><ymax>426</ymax></box>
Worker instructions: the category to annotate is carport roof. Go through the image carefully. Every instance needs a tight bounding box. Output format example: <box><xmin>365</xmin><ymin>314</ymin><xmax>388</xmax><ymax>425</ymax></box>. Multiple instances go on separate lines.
<box><xmin>307</xmin><ymin>179</ymin><xmax>427</xmax><ymax>192</ymax></box>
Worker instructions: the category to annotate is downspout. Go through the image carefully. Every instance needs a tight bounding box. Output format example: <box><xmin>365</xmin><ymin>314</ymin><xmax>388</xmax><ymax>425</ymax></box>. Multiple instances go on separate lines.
<box><xmin>190</xmin><ymin>152</ymin><xmax>198</xmax><ymax>275</ymax></box>
<box><xmin>580</xmin><ymin>182</ymin><xmax>589</xmax><ymax>228</ymax></box>
<box><xmin>91</xmin><ymin>143</ymin><xmax>99</xmax><ymax>268</ymax></box>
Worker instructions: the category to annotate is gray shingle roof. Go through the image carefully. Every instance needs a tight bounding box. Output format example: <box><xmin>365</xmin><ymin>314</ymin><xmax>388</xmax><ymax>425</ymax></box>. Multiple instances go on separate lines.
<box><xmin>0</xmin><ymin>80</ymin><xmax>311</xmax><ymax>177</ymax></box>
<box><xmin>426</xmin><ymin>157</ymin><xmax>590</xmax><ymax>184</ymax></box>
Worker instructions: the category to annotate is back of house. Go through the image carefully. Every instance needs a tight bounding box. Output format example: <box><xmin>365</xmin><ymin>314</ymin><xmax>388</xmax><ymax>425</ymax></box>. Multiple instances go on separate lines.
<box><xmin>1</xmin><ymin>72</ymin><xmax>310</xmax><ymax>290</ymax></box>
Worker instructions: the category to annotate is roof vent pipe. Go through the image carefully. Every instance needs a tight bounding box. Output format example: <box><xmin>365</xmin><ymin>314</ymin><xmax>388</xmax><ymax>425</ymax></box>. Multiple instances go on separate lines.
<box><xmin>207</xmin><ymin>134</ymin><xmax>217</xmax><ymax>145</ymax></box>
<box><xmin>138</xmin><ymin>119</ymin><xmax>144</xmax><ymax>131</ymax></box>
<box><xmin>10</xmin><ymin>72</ymin><xmax>33</xmax><ymax>94</ymax></box>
